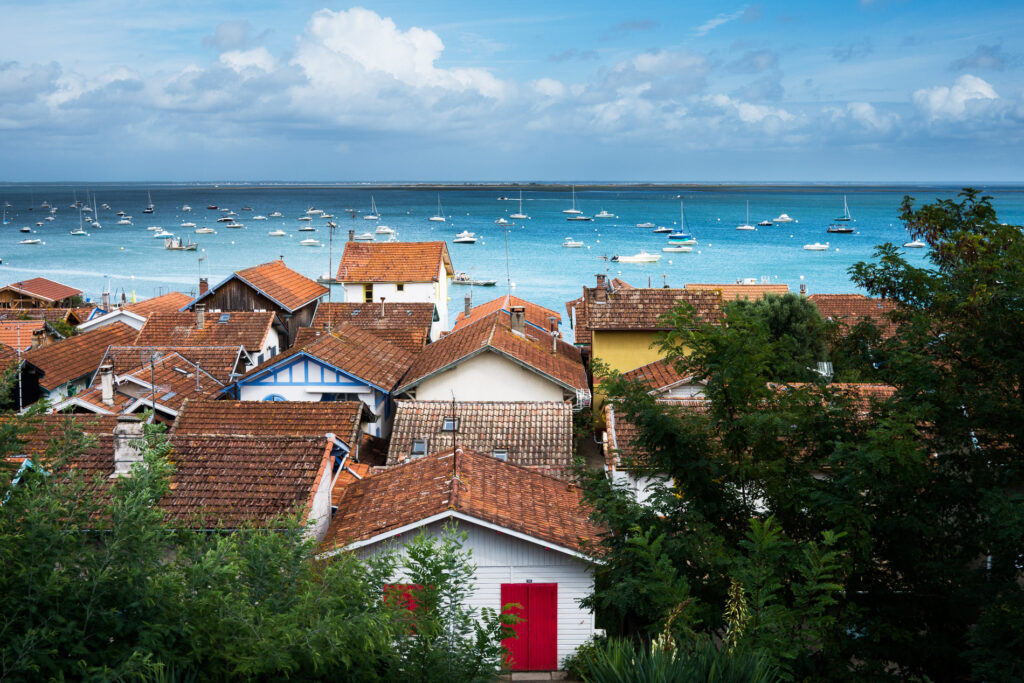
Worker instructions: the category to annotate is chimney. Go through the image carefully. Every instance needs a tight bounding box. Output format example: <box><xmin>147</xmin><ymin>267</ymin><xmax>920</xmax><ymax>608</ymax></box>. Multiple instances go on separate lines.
<box><xmin>199</xmin><ymin>277</ymin><xmax>209</xmax><ymax>296</ymax></box>
<box><xmin>799</xmin><ymin>283</ymin><xmax>807</xmax><ymax>298</ymax></box>
<box><xmin>548</xmin><ymin>316</ymin><xmax>559</xmax><ymax>335</ymax></box>
<box><xmin>196</xmin><ymin>303</ymin><xmax>205</xmax><ymax>330</ymax></box>
<box><xmin>379</xmin><ymin>296</ymin><xmax>386</xmax><ymax>318</ymax></box>
<box><xmin>99</xmin><ymin>364</ymin><xmax>114</xmax><ymax>406</ymax></box>
<box><xmin>595</xmin><ymin>273</ymin><xmax>607</xmax><ymax>302</ymax></box>
<box><xmin>111</xmin><ymin>415</ymin><xmax>145</xmax><ymax>478</ymax></box>
<box><xmin>101</xmin><ymin>291</ymin><xmax>110</xmax><ymax>310</ymax></box>
<box><xmin>510</xmin><ymin>306</ymin><xmax>525</xmax><ymax>336</ymax></box>
<box><xmin>348</xmin><ymin>229</ymin><xmax>355</xmax><ymax>242</ymax></box>
<box><xmin>464</xmin><ymin>294</ymin><xmax>472</xmax><ymax>319</ymax></box>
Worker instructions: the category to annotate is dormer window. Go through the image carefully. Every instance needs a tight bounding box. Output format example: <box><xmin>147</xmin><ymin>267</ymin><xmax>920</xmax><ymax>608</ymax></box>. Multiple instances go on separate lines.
<box><xmin>396</xmin><ymin>283</ymin><xmax>405</xmax><ymax>292</ymax></box>
<box><xmin>492</xmin><ymin>448</ymin><xmax>508</xmax><ymax>462</ymax></box>
<box><xmin>441</xmin><ymin>417</ymin><xmax>459</xmax><ymax>432</ymax></box>
<box><xmin>411</xmin><ymin>438</ymin><xmax>428</xmax><ymax>458</ymax></box>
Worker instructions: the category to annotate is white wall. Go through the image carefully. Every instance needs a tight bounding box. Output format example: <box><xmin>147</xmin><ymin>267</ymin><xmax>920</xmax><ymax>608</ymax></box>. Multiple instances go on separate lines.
<box><xmin>355</xmin><ymin>518</ymin><xmax>596</xmax><ymax>669</ymax></box>
<box><xmin>341</xmin><ymin>265</ymin><xmax>448</xmax><ymax>335</ymax></box>
<box><xmin>412</xmin><ymin>352</ymin><xmax>566</xmax><ymax>403</ymax></box>
<box><xmin>306</xmin><ymin>459</ymin><xmax>333</xmax><ymax>542</ymax></box>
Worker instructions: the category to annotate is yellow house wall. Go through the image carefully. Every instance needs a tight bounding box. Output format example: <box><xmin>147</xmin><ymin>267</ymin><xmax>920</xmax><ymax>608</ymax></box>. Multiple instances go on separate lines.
<box><xmin>591</xmin><ymin>330</ymin><xmax>664</xmax><ymax>375</ymax></box>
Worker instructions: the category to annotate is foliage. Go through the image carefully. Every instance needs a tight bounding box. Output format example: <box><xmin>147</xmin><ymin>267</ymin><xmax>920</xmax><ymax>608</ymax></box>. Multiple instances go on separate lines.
<box><xmin>48</xmin><ymin>317</ymin><xmax>78</xmax><ymax>338</ymax></box>
<box><xmin>725</xmin><ymin>293</ymin><xmax>828</xmax><ymax>382</ymax></box>
<box><xmin>382</xmin><ymin>522</ymin><xmax>518</xmax><ymax>682</ymax></box>
<box><xmin>581</xmin><ymin>189</ymin><xmax>1024</xmax><ymax>681</ymax></box>
<box><xmin>561</xmin><ymin>632</ymin><xmax>608</xmax><ymax>681</ymax></box>
<box><xmin>580</xmin><ymin>637</ymin><xmax>779</xmax><ymax>683</ymax></box>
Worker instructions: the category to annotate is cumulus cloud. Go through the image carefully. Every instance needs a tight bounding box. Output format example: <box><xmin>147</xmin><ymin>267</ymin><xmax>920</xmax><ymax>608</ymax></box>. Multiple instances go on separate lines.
<box><xmin>702</xmin><ymin>92</ymin><xmax>792</xmax><ymax>124</ymax></box>
<box><xmin>0</xmin><ymin>61</ymin><xmax>61</xmax><ymax>103</ymax></box>
<box><xmin>949</xmin><ymin>44</ymin><xmax>1012</xmax><ymax>72</ymax></box>
<box><xmin>530</xmin><ymin>78</ymin><xmax>566</xmax><ymax>98</ymax></box>
<box><xmin>825</xmin><ymin>101</ymin><xmax>898</xmax><ymax>133</ymax></box>
<box><xmin>913</xmin><ymin>74</ymin><xmax>998</xmax><ymax>120</ymax></box>
<box><xmin>220</xmin><ymin>48</ymin><xmax>276</xmax><ymax>74</ymax></box>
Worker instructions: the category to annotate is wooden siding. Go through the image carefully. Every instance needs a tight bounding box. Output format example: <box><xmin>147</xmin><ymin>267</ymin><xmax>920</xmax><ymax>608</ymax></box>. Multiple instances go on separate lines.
<box><xmin>200</xmin><ymin>278</ymin><xmax>314</xmax><ymax>346</ymax></box>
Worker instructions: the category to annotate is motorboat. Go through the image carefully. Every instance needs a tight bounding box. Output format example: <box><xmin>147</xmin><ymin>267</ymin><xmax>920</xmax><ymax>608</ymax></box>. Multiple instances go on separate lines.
<box><xmin>509</xmin><ymin>191</ymin><xmax>529</xmax><ymax>220</ymax></box>
<box><xmin>195</xmin><ymin>227</ymin><xmax>215</xmax><ymax>234</ymax></box>
<box><xmin>595</xmin><ymin>210</ymin><xmax>617</xmax><ymax>219</ymax></box>
<box><xmin>453</xmin><ymin>230</ymin><xmax>477</xmax><ymax>244</ymax></box>
<box><xmin>300</xmin><ymin>238</ymin><xmax>321</xmax><ymax>247</ymax></box>
<box><xmin>736</xmin><ymin>200</ymin><xmax>756</xmax><ymax>230</ymax></box>
<box><xmin>452</xmin><ymin>271</ymin><xmax>497</xmax><ymax>286</ymax></box>
<box><xmin>269</xmin><ymin>229</ymin><xmax>287</xmax><ymax>237</ymax></box>
<box><xmin>636</xmin><ymin>222</ymin><xmax>656</xmax><ymax>229</ymax></box>
<box><xmin>269</xmin><ymin>211</ymin><xmax>283</xmax><ymax>218</ymax></box>
<box><xmin>663</xmin><ymin>245</ymin><xmax>693</xmax><ymax>253</ymax></box>
<box><xmin>165</xmin><ymin>236</ymin><xmax>197</xmax><ymax>251</ymax></box>
<box><xmin>181</xmin><ymin>221</ymin><xmax>197</xmax><ymax>228</ymax></box>
<box><xmin>153</xmin><ymin>229</ymin><xmax>173</xmax><ymax>238</ymax></box>
<box><xmin>306</xmin><ymin>207</ymin><xmax>323</xmax><ymax>216</ymax></box>
<box><xmin>182</xmin><ymin>204</ymin><xmax>192</xmax><ymax>212</ymax></box>
<box><xmin>376</xmin><ymin>225</ymin><xmax>395</xmax><ymax>234</ymax></box>
<box><xmin>612</xmin><ymin>251</ymin><xmax>661</xmax><ymax>263</ymax></box>
<box><xmin>298</xmin><ymin>216</ymin><xmax>312</xmax><ymax>222</ymax></box>
<box><xmin>562</xmin><ymin>237</ymin><xmax>584</xmax><ymax>248</ymax></box>
<box><xmin>803</xmin><ymin>242</ymin><xmax>830</xmax><ymax>251</ymax></box>
<box><xmin>117</xmin><ymin>210</ymin><xmax>127</xmax><ymax>216</ymax></box>
<box><xmin>117</xmin><ymin>218</ymin><xmax>133</xmax><ymax>226</ymax></box>
<box><xmin>827</xmin><ymin>224</ymin><xmax>855</xmax><ymax>234</ymax></box>
<box><xmin>253</xmin><ymin>215</ymin><xmax>268</xmax><ymax>221</ymax></box>
<box><xmin>298</xmin><ymin>225</ymin><xmax>316</xmax><ymax>232</ymax></box>
<box><xmin>494</xmin><ymin>217</ymin><xmax>509</xmax><ymax>225</ymax></box>
<box><xmin>46</xmin><ymin>216</ymin><xmax>56</xmax><ymax>221</ymax></box>
<box><xmin>903</xmin><ymin>240</ymin><xmax>926</xmax><ymax>248</ymax></box>
<box><xmin>217</xmin><ymin>216</ymin><xmax>234</xmax><ymax>222</ymax></box>
<box><xmin>354</xmin><ymin>232</ymin><xmax>375</xmax><ymax>241</ymax></box>
<box><xmin>773</xmin><ymin>213</ymin><xmax>793</xmax><ymax>223</ymax></box>
<box><xmin>653</xmin><ymin>226</ymin><xmax>672</xmax><ymax>233</ymax></box>
<box><xmin>567</xmin><ymin>215</ymin><xmax>593</xmax><ymax>222</ymax></box>
<box><xmin>835</xmin><ymin>195</ymin><xmax>853</xmax><ymax>222</ymax></box>
<box><xmin>757</xmin><ymin>219</ymin><xmax>773</xmax><ymax>227</ymax></box>
<box><xmin>224</xmin><ymin>222</ymin><xmax>244</xmax><ymax>229</ymax></box>
<box><xmin>364</xmin><ymin>196</ymin><xmax>380</xmax><ymax>220</ymax></box>
<box><xmin>19</xmin><ymin>226</ymin><xmax>31</xmax><ymax>233</ymax></box>
<box><xmin>19</xmin><ymin>238</ymin><xmax>42</xmax><ymax>245</ymax></box>
<box><xmin>147</xmin><ymin>226</ymin><xmax>164</xmax><ymax>231</ymax></box>
<box><xmin>321</xmin><ymin>213</ymin><xmax>334</xmax><ymax>219</ymax></box>
<box><xmin>206</xmin><ymin>205</ymin><xmax>218</xmax><ymax>210</ymax></box>
<box><xmin>429</xmin><ymin>195</ymin><xmax>446</xmax><ymax>222</ymax></box>
<box><xmin>241</xmin><ymin>206</ymin><xmax>253</xmax><ymax>212</ymax></box>
<box><xmin>562</xmin><ymin>184</ymin><xmax>583</xmax><ymax>214</ymax></box>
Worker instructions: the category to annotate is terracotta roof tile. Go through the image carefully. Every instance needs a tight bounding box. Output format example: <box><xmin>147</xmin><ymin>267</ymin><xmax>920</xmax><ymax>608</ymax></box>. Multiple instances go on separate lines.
<box><xmin>566</xmin><ymin>277</ymin><xmax>635</xmax><ymax>347</ymax></box>
<box><xmin>22</xmin><ymin>322</ymin><xmax>137</xmax><ymax>391</ymax></box>
<box><xmin>622</xmin><ymin>357</ymin><xmax>690</xmax><ymax>393</ymax></box>
<box><xmin>398</xmin><ymin>310</ymin><xmax>587</xmax><ymax>394</ymax></box>
<box><xmin>325</xmin><ymin>449</ymin><xmax>602</xmax><ymax>554</ymax></box>
<box><xmin>0</xmin><ymin>320</ymin><xmax>48</xmax><ymax>351</ymax></box>
<box><xmin>770</xmin><ymin>382</ymin><xmax>897</xmax><ymax>414</ymax></box>
<box><xmin>336</xmin><ymin>241</ymin><xmax>453</xmax><ymax>283</ymax></box>
<box><xmin>239</xmin><ymin>323</ymin><xmax>414</xmax><ymax>391</ymax></box>
<box><xmin>122</xmin><ymin>291</ymin><xmax>194</xmax><ymax>317</ymax></box>
<box><xmin>603</xmin><ymin>400</ymin><xmax>706</xmax><ymax>469</ymax></box>
<box><xmin>1</xmin><ymin>277</ymin><xmax>82</xmax><ymax>303</ymax></box>
<box><xmin>0</xmin><ymin>308</ymin><xmax>75</xmax><ymax>324</ymax></box>
<box><xmin>207</xmin><ymin>260</ymin><xmax>329</xmax><ymax>312</ymax></box>
<box><xmin>2</xmin><ymin>414</ymin><xmax>122</xmax><ymax>459</ymax></box>
<box><xmin>171</xmin><ymin>398</ymin><xmax>367</xmax><ymax>447</ymax></box>
<box><xmin>135</xmin><ymin>311</ymin><xmax>275</xmax><ymax>352</ymax></box>
<box><xmin>684</xmin><ymin>283</ymin><xmax>790</xmax><ymax>300</ymax></box>
<box><xmin>99</xmin><ymin>345</ymin><xmax>247</xmax><ymax>385</ymax></box>
<box><xmin>386</xmin><ymin>400</ymin><xmax>573</xmax><ymax>473</ymax></box>
<box><xmin>454</xmin><ymin>295</ymin><xmax>561</xmax><ymax>332</ymax></box>
<box><xmin>310</xmin><ymin>302</ymin><xmax>435</xmax><ymax>352</ymax></box>
<box><xmin>808</xmin><ymin>294</ymin><xmax>900</xmax><ymax>339</ymax></box>
<box><xmin>0</xmin><ymin>344</ymin><xmax>17</xmax><ymax>369</ymax></box>
<box><xmin>587</xmin><ymin>288</ymin><xmax>723</xmax><ymax>331</ymax></box>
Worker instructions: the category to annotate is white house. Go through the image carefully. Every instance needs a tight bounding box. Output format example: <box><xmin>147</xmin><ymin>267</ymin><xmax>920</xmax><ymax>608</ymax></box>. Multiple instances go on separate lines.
<box><xmin>323</xmin><ymin>448</ymin><xmax>603</xmax><ymax>671</ymax></box>
<box><xmin>76</xmin><ymin>291</ymin><xmax>194</xmax><ymax>333</ymax></box>
<box><xmin>335</xmin><ymin>241</ymin><xmax>453</xmax><ymax>336</ymax></box>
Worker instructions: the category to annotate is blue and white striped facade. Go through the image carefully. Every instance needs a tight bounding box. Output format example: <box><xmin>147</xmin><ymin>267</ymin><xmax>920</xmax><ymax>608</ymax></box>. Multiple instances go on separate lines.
<box><xmin>233</xmin><ymin>352</ymin><xmax>392</xmax><ymax>437</ymax></box>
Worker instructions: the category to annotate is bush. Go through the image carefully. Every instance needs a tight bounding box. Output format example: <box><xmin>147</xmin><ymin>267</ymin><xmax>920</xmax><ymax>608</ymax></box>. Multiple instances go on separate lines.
<box><xmin>581</xmin><ymin>638</ymin><xmax>779</xmax><ymax>683</ymax></box>
<box><xmin>561</xmin><ymin>633</ymin><xmax>608</xmax><ymax>680</ymax></box>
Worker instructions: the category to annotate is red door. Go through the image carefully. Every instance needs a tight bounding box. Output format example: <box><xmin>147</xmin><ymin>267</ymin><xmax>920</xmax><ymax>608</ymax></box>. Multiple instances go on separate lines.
<box><xmin>501</xmin><ymin>583</ymin><xmax>557</xmax><ymax>670</ymax></box>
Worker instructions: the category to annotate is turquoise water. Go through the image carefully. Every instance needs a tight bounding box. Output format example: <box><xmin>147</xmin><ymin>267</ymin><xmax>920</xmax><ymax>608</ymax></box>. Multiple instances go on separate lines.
<box><xmin>2</xmin><ymin>184</ymin><xmax>1022</xmax><ymax>331</ymax></box>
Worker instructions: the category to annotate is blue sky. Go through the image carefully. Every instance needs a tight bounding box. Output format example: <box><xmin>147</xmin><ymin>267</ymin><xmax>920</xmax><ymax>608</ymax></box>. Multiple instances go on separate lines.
<box><xmin>1</xmin><ymin>0</ymin><xmax>1022</xmax><ymax>182</ymax></box>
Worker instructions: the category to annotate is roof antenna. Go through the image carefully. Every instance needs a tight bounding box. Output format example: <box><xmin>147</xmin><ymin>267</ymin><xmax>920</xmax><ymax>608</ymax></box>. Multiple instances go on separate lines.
<box><xmin>503</xmin><ymin>222</ymin><xmax>512</xmax><ymax>303</ymax></box>
<box><xmin>450</xmin><ymin>389</ymin><xmax>458</xmax><ymax>454</ymax></box>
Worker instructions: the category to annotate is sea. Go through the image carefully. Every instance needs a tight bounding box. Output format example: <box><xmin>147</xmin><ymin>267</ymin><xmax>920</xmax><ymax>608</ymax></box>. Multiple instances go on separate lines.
<box><xmin>2</xmin><ymin>183</ymin><xmax>1023</xmax><ymax>333</ymax></box>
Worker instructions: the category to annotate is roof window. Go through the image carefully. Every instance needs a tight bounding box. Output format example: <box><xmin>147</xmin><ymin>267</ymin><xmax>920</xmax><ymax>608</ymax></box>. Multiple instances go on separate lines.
<box><xmin>411</xmin><ymin>438</ymin><xmax>428</xmax><ymax>459</ymax></box>
<box><xmin>492</xmin><ymin>448</ymin><xmax>508</xmax><ymax>462</ymax></box>
<box><xmin>218</xmin><ymin>313</ymin><xmax>231</xmax><ymax>323</ymax></box>
<box><xmin>441</xmin><ymin>417</ymin><xmax>459</xmax><ymax>432</ymax></box>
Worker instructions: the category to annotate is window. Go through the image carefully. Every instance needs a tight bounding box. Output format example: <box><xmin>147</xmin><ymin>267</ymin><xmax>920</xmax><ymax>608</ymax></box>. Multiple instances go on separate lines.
<box><xmin>411</xmin><ymin>438</ymin><xmax>428</xmax><ymax>458</ymax></box>
<box><xmin>363</xmin><ymin>283</ymin><xmax>373</xmax><ymax>303</ymax></box>
<box><xmin>492</xmin><ymin>448</ymin><xmax>508</xmax><ymax>462</ymax></box>
<box><xmin>320</xmin><ymin>392</ymin><xmax>361</xmax><ymax>402</ymax></box>
<box><xmin>263</xmin><ymin>394</ymin><xmax>287</xmax><ymax>402</ymax></box>
<box><xmin>396</xmin><ymin>283</ymin><xmax>405</xmax><ymax>292</ymax></box>
<box><xmin>441</xmin><ymin>417</ymin><xmax>459</xmax><ymax>432</ymax></box>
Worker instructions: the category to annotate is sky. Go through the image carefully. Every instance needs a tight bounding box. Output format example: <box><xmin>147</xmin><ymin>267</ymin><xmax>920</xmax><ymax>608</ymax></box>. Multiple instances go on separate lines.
<box><xmin>1</xmin><ymin>0</ymin><xmax>1022</xmax><ymax>182</ymax></box>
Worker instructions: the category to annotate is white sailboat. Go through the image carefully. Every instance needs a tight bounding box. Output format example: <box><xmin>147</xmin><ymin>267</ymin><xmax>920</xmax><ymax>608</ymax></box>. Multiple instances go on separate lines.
<box><xmin>142</xmin><ymin>190</ymin><xmax>154</xmax><ymax>214</ymax></box>
<box><xmin>429</xmin><ymin>195</ymin><xmax>446</xmax><ymax>222</ymax></box>
<box><xmin>364</xmin><ymin>196</ymin><xmax>380</xmax><ymax>220</ymax></box>
<box><xmin>510</xmin><ymin>191</ymin><xmax>529</xmax><ymax>220</ymax></box>
<box><xmin>835</xmin><ymin>196</ymin><xmax>853</xmax><ymax>222</ymax></box>
<box><xmin>91</xmin><ymin>196</ymin><xmax>102</xmax><ymax>228</ymax></box>
<box><xmin>736</xmin><ymin>200</ymin><xmax>756</xmax><ymax>231</ymax></box>
<box><xmin>562</xmin><ymin>184</ymin><xmax>583</xmax><ymax>215</ymax></box>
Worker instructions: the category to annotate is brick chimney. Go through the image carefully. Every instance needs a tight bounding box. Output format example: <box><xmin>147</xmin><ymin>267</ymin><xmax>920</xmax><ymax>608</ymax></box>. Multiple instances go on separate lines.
<box><xmin>196</xmin><ymin>303</ymin><xmax>205</xmax><ymax>330</ymax></box>
<box><xmin>110</xmin><ymin>415</ymin><xmax>145</xmax><ymax>478</ymax></box>
<box><xmin>464</xmin><ymin>294</ymin><xmax>472</xmax><ymax>319</ymax></box>
<box><xmin>99</xmin><ymin>364</ymin><xmax>114</xmax><ymax>406</ymax></box>
<box><xmin>509</xmin><ymin>306</ymin><xmax>525</xmax><ymax>336</ymax></box>
<box><xmin>799</xmin><ymin>283</ymin><xmax>807</xmax><ymax>298</ymax></box>
<box><xmin>548</xmin><ymin>316</ymin><xmax>559</xmax><ymax>335</ymax></box>
<box><xmin>595</xmin><ymin>273</ymin><xmax>607</xmax><ymax>302</ymax></box>
<box><xmin>102</xmin><ymin>291</ymin><xmax>110</xmax><ymax>310</ymax></box>
<box><xmin>199</xmin><ymin>277</ymin><xmax>209</xmax><ymax>296</ymax></box>
<box><xmin>348</xmin><ymin>229</ymin><xmax>355</xmax><ymax>242</ymax></box>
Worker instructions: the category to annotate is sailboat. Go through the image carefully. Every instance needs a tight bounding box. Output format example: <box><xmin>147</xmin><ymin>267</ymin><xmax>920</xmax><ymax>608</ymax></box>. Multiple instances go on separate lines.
<box><xmin>2</xmin><ymin>202</ymin><xmax>7</xmax><ymax>225</ymax></box>
<box><xmin>429</xmin><ymin>195</ymin><xmax>446</xmax><ymax>222</ymax></box>
<box><xmin>70</xmin><ymin>209</ymin><xmax>89</xmax><ymax>236</ymax></box>
<box><xmin>736</xmin><ymin>200</ymin><xmax>756</xmax><ymax>231</ymax></box>
<box><xmin>510</xmin><ymin>191</ymin><xmax>529</xmax><ymax>220</ymax></box>
<box><xmin>562</xmin><ymin>184</ymin><xmax>583</xmax><ymax>215</ymax></box>
<box><xmin>142</xmin><ymin>190</ymin><xmax>154</xmax><ymax>214</ymax></box>
<box><xmin>91</xmin><ymin>196</ymin><xmax>102</xmax><ymax>228</ymax></box>
<box><xmin>835</xmin><ymin>195</ymin><xmax>853</xmax><ymax>222</ymax></box>
<box><xmin>665</xmin><ymin>201</ymin><xmax>697</xmax><ymax>251</ymax></box>
<box><xmin>363</xmin><ymin>196</ymin><xmax>380</xmax><ymax>220</ymax></box>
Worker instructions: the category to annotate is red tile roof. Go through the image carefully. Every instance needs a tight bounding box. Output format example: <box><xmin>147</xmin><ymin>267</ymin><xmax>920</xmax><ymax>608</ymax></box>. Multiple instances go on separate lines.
<box><xmin>1</xmin><ymin>277</ymin><xmax>82</xmax><ymax>303</ymax></box>
<box><xmin>602</xmin><ymin>400</ymin><xmax>706</xmax><ymax>469</ymax></box>
<box><xmin>122</xmin><ymin>291</ymin><xmax>194</xmax><ymax>317</ymax></box>
<box><xmin>566</xmin><ymin>277</ymin><xmax>635</xmax><ymax>347</ymax></box>
<box><xmin>239</xmin><ymin>323</ymin><xmax>415</xmax><ymax>391</ymax></box>
<box><xmin>336</xmin><ymin>242</ymin><xmax>453</xmax><ymax>283</ymax></box>
<box><xmin>195</xmin><ymin>260</ymin><xmax>327</xmax><ymax>313</ymax></box>
<box><xmin>398</xmin><ymin>310</ymin><xmax>587</xmax><ymax>394</ymax></box>
<box><xmin>808</xmin><ymin>294</ymin><xmax>900</xmax><ymax>339</ymax></box>
<box><xmin>0</xmin><ymin>344</ymin><xmax>17</xmax><ymax>369</ymax></box>
<box><xmin>386</xmin><ymin>400</ymin><xmax>574</xmax><ymax>473</ymax></box>
<box><xmin>135</xmin><ymin>311</ymin><xmax>276</xmax><ymax>352</ymax></box>
<box><xmin>310</xmin><ymin>302</ymin><xmax>435</xmax><ymax>352</ymax></box>
<box><xmin>0</xmin><ymin>320</ymin><xmax>48</xmax><ymax>351</ymax></box>
<box><xmin>622</xmin><ymin>357</ymin><xmax>690</xmax><ymax>394</ymax></box>
<box><xmin>0</xmin><ymin>308</ymin><xmax>75</xmax><ymax>324</ymax></box>
<box><xmin>171</xmin><ymin>399</ymin><xmax>368</xmax><ymax>447</ymax></box>
<box><xmin>22</xmin><ymin>322</ymin><xmax>138</xmax><ymax>391</ymax></box>
<box><xmin>684</xmin><ymin>283</ymin><xmax>790</xmax><ymax>300</ymax></box>
<box><xmin>99</xmin><ymin>345</ymin><xmax>247</xmax><ymax>385</ymax></box>
<box><xmin>454</xmin><ymin>295</ymin><xmax>561</xmax><ymax>332</ymax></box>
<box><xmin>325</xmin><ymin>449</ymin><xmax>602</xmax><ymax>555</ymax></box>
<box><xmin>587</xmin><ymin>288</ymin><xmax>723</xmax><ymax>331</ymax></box>
<box><xmin>770</xmin><ymin>382</ymin><xmax>897</xmax><ymax>413</ymax></box>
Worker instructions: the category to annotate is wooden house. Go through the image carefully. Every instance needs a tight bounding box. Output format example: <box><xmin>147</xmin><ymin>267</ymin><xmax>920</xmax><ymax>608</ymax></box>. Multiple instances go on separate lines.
<box><xmin>0</xmin><ymin>278</ymin><xmax>82</xmax><ymax>309</ymax></box>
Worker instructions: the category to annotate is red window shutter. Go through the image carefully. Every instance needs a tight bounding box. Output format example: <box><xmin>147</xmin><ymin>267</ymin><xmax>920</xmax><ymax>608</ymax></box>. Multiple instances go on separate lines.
<box><xmin>501</xmin><ymin>583</ymin><xmax>530</xmax><ymax>670</ymax></box>
<box><xmin>527</xmin><ymin>584</ymin><xmax>557</xmax><ymax>670</ymax></box>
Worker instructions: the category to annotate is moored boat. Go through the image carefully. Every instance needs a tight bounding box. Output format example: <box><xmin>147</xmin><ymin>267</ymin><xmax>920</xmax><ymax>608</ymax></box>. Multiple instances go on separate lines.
<box><xmin>803</xmin><ymin>242</ymin><xmax>830</xmax><ymax>251</ymax></box>
<box><xmin>773</xmin><ymin>213</ymin><xmax>794</xmax><ymax>223</ymax></box>
<box><xmin>826</xmin><ymin>224</ymin><xmax>855</xmax><ymax>234</ymax></box>
<box><xmin>663</xmin><ymin>245</ymin><xmax>693</xmax><ymax>253</ymax></box>
<box><xmin>165</xmin><ymin>236</ymin><xmax>197</xmax><ymax>251</ymax></box>
<box><xmin>562</xmin><ymin>237</ymin><xmax>584</xmax><ymax>248</ymax></box>
<box><xmin>452</xmin><ymin>271</ymin><xmax>496</xmax><ymax>286</ymax></box>
<box><xmin>453</xmin><ymin>230</ymin><xmax>477</xmax><ymax>244</ymax></box>
<box><xmin>903</xmin><ymin>239</ymin><xmax>926</xmax><ymax>248</ymax></box>
<box><xmin>612</xmin><ymin>251</ymin><xmax>661</xmax><ymax>263</ymax></box>
<box><xmin>300</xmin><ymin>238</ymin><xmax>320</xmax><ymax>247</ymax></box>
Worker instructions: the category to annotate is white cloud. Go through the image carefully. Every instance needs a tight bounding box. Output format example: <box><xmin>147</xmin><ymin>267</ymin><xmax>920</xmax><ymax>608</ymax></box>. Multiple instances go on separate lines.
<box><xmin>912</xmin><ymin>74</ymin><xmax>997</xmax><ymax>120</ymax></box>
<box><xmin>220</xmin><ymin>48</ymin><xmax>276</xmax><ymax>74</ymax></box>
<box><xmin>846</xmin><ymin>102</ymin><xmax>897</xmax><ymax>132</ymax></box>
<box><xmin>530</xmin><ymin>78</ymin><xmax>566</xmax><ymax>98</ymax></box>
<box><xmin>703</xmin><ymin>93</ymin><xmax>792</xmax><ymax>124</ymax></box>
<box><xmin>694</xmin><ymin>8</ymin><xmax>747</xmax><ymax>37</ymax></box>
